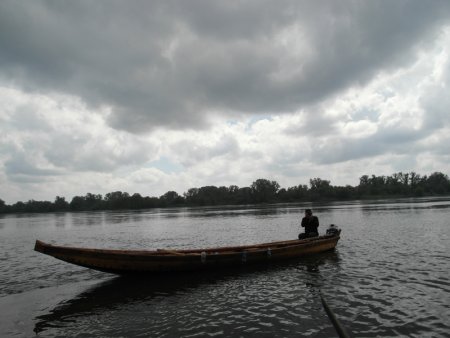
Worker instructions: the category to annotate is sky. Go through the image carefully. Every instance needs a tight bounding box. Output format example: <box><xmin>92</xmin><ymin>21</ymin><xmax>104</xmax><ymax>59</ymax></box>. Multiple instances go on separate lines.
<box><xmin>1</xmin><ymin>1</ymin><xmax>450</xmax><ymax>204</ymax></box>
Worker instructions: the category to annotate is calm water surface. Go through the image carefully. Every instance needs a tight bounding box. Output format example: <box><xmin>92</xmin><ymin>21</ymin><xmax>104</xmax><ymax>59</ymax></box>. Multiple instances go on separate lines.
<box><xmin>0</xmin><ymin>198</ymin><xmax>449</xmax><ymax>337</ymax></box>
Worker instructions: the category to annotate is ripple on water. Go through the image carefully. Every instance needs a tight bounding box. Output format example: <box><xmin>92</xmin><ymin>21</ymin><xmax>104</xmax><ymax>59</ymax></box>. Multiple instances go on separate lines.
<box><xmin>2</xmin><ymin>202</ymin><xmax>450</xmax><ymax>337</ymax></box>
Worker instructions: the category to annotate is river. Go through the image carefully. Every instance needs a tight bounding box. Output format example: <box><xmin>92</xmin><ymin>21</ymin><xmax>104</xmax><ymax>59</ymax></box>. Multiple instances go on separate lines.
<box><xmin>0</xmin><ymin>197</ymin><xmax>449</xmax><ymax>337</ymax></box>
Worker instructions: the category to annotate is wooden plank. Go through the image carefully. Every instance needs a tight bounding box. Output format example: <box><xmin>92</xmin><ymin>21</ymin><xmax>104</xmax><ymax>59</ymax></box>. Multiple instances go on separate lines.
<box><xmin>156</xmin><ymin>249</ymin><xmax>186</xmax><ymax>256</ymax></box>
<box><xmin>163</xmin><ymin>237</ymin><xmax>324</xmax><ymax>254</ymax></box>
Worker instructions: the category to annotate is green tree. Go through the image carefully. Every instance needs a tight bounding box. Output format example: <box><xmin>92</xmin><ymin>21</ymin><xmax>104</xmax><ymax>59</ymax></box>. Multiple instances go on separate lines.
<box><xmin>335</xmin><ymin>185</ymin><xmax>355</xmax><ymax>199</ymax></box>
<box><xmin>370</xmin><ymin>175</ymin><xmax>386</xmax><ymax>195</ymax></box>
<box><xmin>104</xmin><ymin>191</ymin><xmax>130</xmax><ymax>209</ymax></box>
<box><xmin>70</xmin><ymin>196</ymin><xmax>86</xmax><ymax>211</ymax></box>
<box><xmin>309</xmin><ymin>178</ymin><xmax>333</xmax><ymax>199</ymax></box>
<box><xmin>159</xmin><ymin>191</ymin><xmax>183</xmax><ymax>206</ymax></box>
<box><xmin>235</xmin><ymin>187</ymin><xmax>252</xmax><ymax>204</ymax></box>
<box><xmin>358</xmin><ymin>175</ymin><xmax>370</xmax><ymax>194</ymax></box>
<box><xmin>197</xmin><ymin>186</ymin><xmax>221</xmax><ymax>205</ymax></box>
<box><xmin>250</xmin><ymin>179</ymin><xmax>280</xmax><ymax>203</ymax></box>
<box><xmin>0</xmin><ymin>198</ymin><xmax>6</xmax><ymax>213</ymax></box>
<box><xmin>54</xmin><ymin>196</ymin><xmax>69</xmax><ymax>211</ymax></box>
<box><xmin>226</xmin><ymin>185</ymin><xmax>240</xmax><ymax>204</ymax></box>
<box><xmin>1</xmin><ymin>171</ymin><xmax>449</xmax><ymax>214</ymax></box>
<box><xmin>287</xmin><ymin>184</ymin><xmax>309</xmax><ymax>201</ymax></box>
<box><xmin>425</xmin><ymin>172</ymin><xmax>450</xmax><ymax>194</ymax></box>
<box><xmin>129</xmin><ymin>193</ymin><xmax>145</xmax><ymax>209</ymax></box>
<box><xmin>184</xmin><ymin>188</ymin><xmax>199</xmax><ymax>205</ymax></box>
<box><xmin>143</xmin><ymin>196</ymin><xmax>160</xmax><ymax>208</ymax></box>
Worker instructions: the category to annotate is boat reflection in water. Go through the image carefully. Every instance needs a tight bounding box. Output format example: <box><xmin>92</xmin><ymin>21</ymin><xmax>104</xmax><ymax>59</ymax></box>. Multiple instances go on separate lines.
<box><xmin>33</xmin><ymin>250</ymin><xmax>341</xmax><ymax>336</ymax></box>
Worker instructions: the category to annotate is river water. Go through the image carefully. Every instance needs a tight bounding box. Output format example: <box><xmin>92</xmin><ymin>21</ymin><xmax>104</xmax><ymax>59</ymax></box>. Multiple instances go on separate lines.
<box><xmin>0</xmin><ymin>198</ymin><xmax>449</xmax><ymax>337</ymax></box>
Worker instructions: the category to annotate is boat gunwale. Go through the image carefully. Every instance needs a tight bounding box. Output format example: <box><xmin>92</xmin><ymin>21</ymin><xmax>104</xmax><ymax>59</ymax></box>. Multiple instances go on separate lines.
<box><xmin>35</xmin><ymin>235</ymin><xmax>339</xmax><ymax>259</ymax></box>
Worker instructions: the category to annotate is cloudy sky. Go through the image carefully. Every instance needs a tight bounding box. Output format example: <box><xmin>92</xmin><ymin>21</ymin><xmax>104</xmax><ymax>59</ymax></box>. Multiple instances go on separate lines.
<box><xmin>1</xmin><ymin>1</ymin><xmax>450</xmax><ymax>204</ymax></box>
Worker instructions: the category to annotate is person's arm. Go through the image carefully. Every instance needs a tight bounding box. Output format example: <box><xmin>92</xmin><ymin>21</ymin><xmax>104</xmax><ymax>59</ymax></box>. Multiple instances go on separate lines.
<box><xmin>301</xmin><ymin>217</ymin><xmax>306</xmax><ymax>227</ymax></box>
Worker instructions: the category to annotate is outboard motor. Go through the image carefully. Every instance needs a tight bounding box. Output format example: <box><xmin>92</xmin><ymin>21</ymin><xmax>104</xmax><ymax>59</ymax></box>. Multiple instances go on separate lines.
<box><xmin>326</xmin><ymin>224</ymin><xmax>341</xmax><ymax>236</ymax></box>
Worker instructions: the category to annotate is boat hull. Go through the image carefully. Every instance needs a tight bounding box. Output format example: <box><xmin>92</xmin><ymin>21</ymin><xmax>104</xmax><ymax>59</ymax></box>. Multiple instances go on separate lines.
<box><xmin>34</xmin><ymin>235</ymin><xmax>340</xmax><ymax>275</ymax></box>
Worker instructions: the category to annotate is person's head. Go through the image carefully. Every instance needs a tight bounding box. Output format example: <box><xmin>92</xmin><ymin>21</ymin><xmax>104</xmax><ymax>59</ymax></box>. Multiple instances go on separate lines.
<box><xmin>305</xmin><ymin>209</ymin><xmax>312</xmax><ymax>217</ymax></box>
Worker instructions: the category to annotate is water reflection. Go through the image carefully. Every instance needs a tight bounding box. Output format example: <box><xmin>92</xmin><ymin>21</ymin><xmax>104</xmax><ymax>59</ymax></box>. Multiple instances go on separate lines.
<box><xmin>33</xmin><ymin>251</ymin><xmax>341</xmax><ymax>336</ymax></box>
<box><xmin>181</xmin><ymin>203</ymin><xmax>322</xmax><ymax>219</ymax></box>
<box><xmin>303</xmin><ymin>250</ymin><xmax>341</xmax><ymax>273</ymax></box>
<box><xmin>69</xmin><ymin>213</ymin><xmax>100</xmax><ymax>227</ymax></box>
<box><xmin>53</xmin><ymin>213</ymin><xmax>68</xmax><ymax>228</ymax></box>
<box><xmin>104</xmin><ymin>210</ymin><xmax>149</xmax><ymax>224</ymax></box>
<box><xmin>298</xmin><ymin>251</ymin><xmax>341</xmax><ymax>291</ymax></box>
<box><xmin>33</xmin><ymin>273</ymin><xmax>216</xmax><ymax>333</ymax></box>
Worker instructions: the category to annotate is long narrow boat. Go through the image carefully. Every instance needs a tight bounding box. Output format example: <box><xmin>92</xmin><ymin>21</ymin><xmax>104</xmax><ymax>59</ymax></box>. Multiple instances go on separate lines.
<box><xmin>34</xmin><ymin>232</ymin><xmax>340</xmax><ymax>275</ymax></box>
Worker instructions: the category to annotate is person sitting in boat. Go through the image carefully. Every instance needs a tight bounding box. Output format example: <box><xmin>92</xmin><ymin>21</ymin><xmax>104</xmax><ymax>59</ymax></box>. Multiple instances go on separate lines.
<box><xmin>298</xmin><ymin>209</ymin><xmax>319</xmax><ymax>239</ymax></box>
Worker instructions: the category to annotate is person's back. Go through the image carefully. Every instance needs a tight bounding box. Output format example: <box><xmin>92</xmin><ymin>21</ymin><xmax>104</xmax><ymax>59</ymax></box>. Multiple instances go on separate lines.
<box><xmin>299</xmin><ymin>209</ymin><xmax>319</xmax><ymax>239</ymax></box>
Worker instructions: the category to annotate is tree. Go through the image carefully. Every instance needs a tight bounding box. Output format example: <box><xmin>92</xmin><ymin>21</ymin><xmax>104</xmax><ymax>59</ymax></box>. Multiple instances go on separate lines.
<box><xmin>250</xmin><ymin>179</ymin><xmax>280</xmax><ymax>203</ymax></box>
<box><xmin>386</xmin><ymin>172</ymin><xmax>406</xmax><ymax>194</ymax></box>
<box><xmin>228</xmin><ymin>185</ymin><xmax>239</xmax><ymax>194</ymax></box>
<box><xmin>54</xmin><ymin>196</ymin><xmax>69</xmax><ymax>211</ymax></box>
<box><xmin>358</xmin><ymin>175</ymin><xmax>371</xmax><ymax>196</ymax></box>
<box><xmin>227</xmin><ymin>185</ymin><xmax>240</xmax><ymax>204</ymax></box>
<box><xmin>70</xmin><ymin>196</ymin><xmax>86</xmax><ymax>211</ymax></box>
<box><xmin>286</xmin><ymin>184</ymin><xmax>308</xmax><ymax>201</ymax></box>
<box><xmin>235</xmin><ymin>187</ymin><xmax>252</xmax><ymax>204</ymax></box>
<box><xmin>277</xmin><ymin>188</ymin><xmax>288</xmax><ymax>202</ymax></box>
<box><xmin>197</xmin><ymin>186</ymin><xmax>221</xmax><ymax>205</ymax></box>
<box><xmin>1</xmin><ymin>171</ymin><xmax>449</xmax><ymax>214</ymax></box>
<box><xmin>409</xmin><ymin>172</ymin><xmax>421</xmax><ymax>187</ymax></box>
<box><xmin>159</xmin><ymin>191</ymin><xmax>183</xmax><ymax>206</ymax></box>
<box><xmin>184</xmin><ymin>188</ymin><xmax>199</xmax><ymax>205</ymax></box>
<box><xmin>143</xmin><ymin>196</ymin><xmax>160</xmax><ymax>208</ymax></box>
<box><xmin>426</xmin><ymin>172</ymin><xmax>450</xmax><ymax>194</ymax></box>
<box><xmin>335</xmin><ymin>185</ymin><xmax>355</xmax><ymax>199</ymax></box>
<box><xmin>129</xmin><ymin>193</ymin><xmax>144</xmax><ymax>209</ymax></box>
<box><xmin>104</xmin><ymin>191</ymin><xmax>130</xmax><ymax>209</ymax></box>
<box><xmin>370</xmin><ymin>175</ymin><xmax>386</xmax><ymax>195</ymax></box>
<box><xmin>309</xmin><ymin>178</ymin><xmax>333</xmax><ymax>199</ymax></box>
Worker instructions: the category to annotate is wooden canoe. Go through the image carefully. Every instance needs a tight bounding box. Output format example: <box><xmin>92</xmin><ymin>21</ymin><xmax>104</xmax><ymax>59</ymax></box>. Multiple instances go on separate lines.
<box><xmin>34</xmin><ymin>232</ymin><xmax>341</xmax><ymax>275</ymax></box>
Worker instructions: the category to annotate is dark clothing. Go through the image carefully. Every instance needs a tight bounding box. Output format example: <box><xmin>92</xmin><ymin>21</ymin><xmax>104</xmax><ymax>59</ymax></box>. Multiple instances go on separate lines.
<box><xmin>299</xmin><ymin>215</ymin><xmax>319</xmax><ymax>239</ymax></box>
<box><xmin>298</xmin><ymin>232</ymin><xmax>318</xmax><ymax>240</ymax></box>
<box><xmin>302</xmin><ymin>215</ymin><xmax>319</xmax><ymax>233</ymax></box>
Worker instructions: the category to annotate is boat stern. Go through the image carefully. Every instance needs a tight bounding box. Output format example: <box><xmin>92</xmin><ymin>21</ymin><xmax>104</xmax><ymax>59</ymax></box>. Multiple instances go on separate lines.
<box><xmin>34</xmin><ymin>240</ymin><xmax>49</xmax><ymax>254</ymax></box>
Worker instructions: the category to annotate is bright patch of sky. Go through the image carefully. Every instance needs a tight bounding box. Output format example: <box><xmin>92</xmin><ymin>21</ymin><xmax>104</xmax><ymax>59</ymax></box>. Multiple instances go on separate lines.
<box><xmin>148</xmin><ymin>157</ymin><xmax>184</xmax><ymax>174</ymax></box>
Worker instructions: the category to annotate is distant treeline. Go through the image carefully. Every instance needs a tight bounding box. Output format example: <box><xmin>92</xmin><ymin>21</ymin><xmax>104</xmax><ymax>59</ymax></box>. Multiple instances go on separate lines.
<box><xmin>1</xmin><ymin>171</ymin><xmax>449</xmax><ymax>214</ymax></box>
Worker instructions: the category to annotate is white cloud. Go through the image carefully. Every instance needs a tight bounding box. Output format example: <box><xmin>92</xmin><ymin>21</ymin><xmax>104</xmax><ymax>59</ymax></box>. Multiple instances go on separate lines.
<box><xmin>340</xmin><ymin>120</ymin><xmax>378</xmax><ymax>139</ymax></box>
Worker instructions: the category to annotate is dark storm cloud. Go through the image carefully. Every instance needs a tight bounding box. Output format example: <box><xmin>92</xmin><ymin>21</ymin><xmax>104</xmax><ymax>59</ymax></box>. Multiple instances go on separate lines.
<box><xmin>1</xmin><ymin>1</ymin><xmax>449</xmax><ymax>133</ymax></box>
